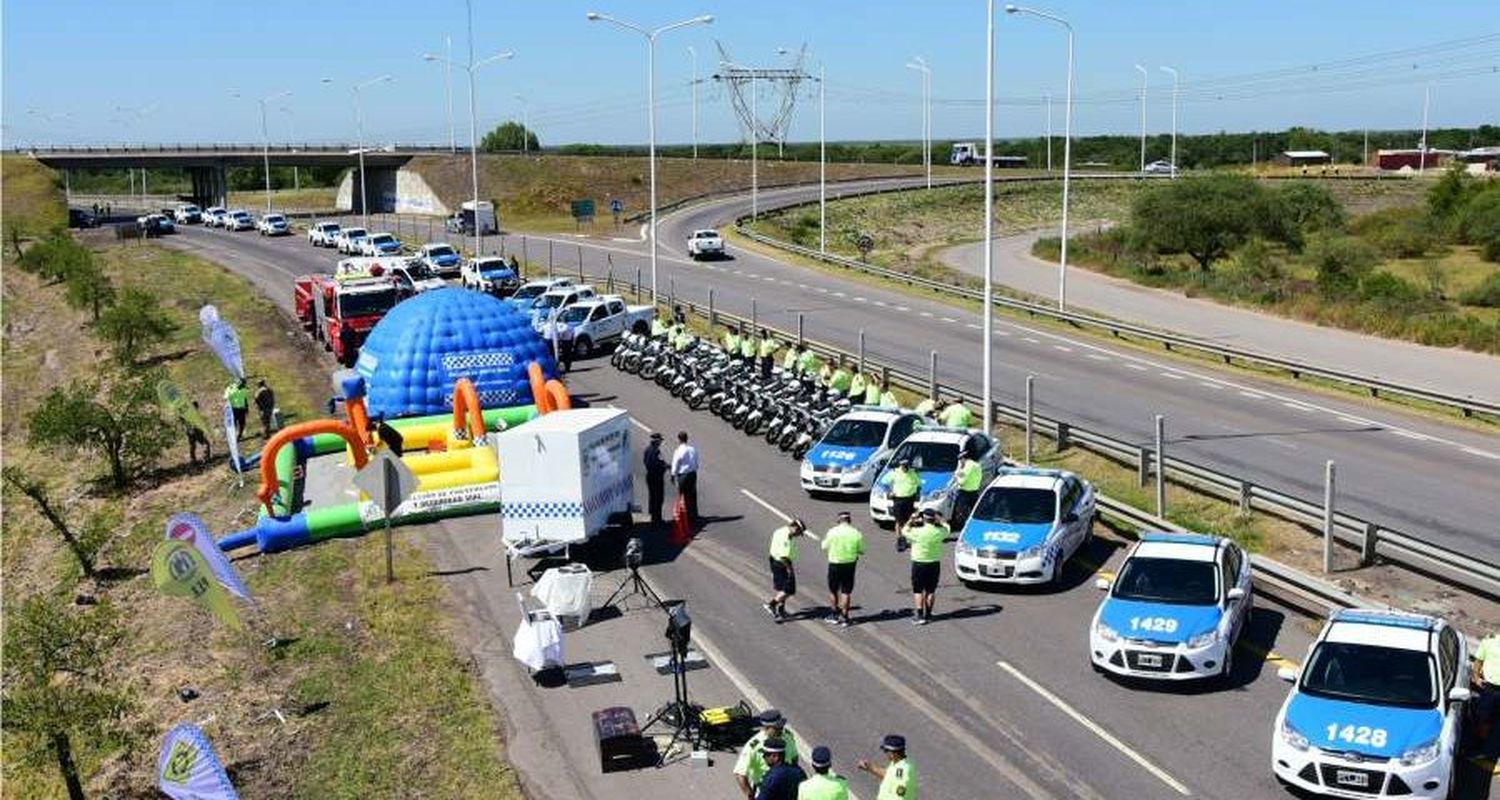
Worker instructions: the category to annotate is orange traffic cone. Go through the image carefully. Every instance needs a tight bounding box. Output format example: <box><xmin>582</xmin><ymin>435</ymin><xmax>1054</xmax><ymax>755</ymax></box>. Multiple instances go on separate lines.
<box><xmin>670</xmin><ymin>495</ymin><xmax>692</xmax><ymax>546</ymax></box>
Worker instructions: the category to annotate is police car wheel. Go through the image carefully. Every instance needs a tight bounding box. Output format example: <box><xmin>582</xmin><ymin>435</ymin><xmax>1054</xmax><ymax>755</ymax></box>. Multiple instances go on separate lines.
<box><xmin>1218</xmin><ymin>642</ymin><xmax>1235</xmax><ymax>684</ymax></box>
<box><xmin>575</xmin><ymin>337</ymin><xmax>593</xmax><ymax>358</ymax></box>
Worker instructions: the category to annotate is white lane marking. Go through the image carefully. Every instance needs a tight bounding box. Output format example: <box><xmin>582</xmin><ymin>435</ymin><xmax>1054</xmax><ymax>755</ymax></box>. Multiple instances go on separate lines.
<box><xmin>855</xmin><ymin>296</ymin><xmax>869</xmax><ymax>303</ymax></box>
<box><xmin>874</xmin><ymin>300</ymin><xmax>889</xmax><ymax>307</ymax></box>
<box><xmin>1463</xmin><ymin>447</ymin><xmax>1500</xmax><ymax>460</ymax></box>
<box><xmin>995</xmin><ymin>330</ymin><xmax>1011</xmax><ymax>336</ymax></box>
<box><xmin>895</xmin><ymin>305</ymin><xmax>910</xmax><ymax>312</ymax></box>
<box><xmin>1239</xmin><ymin>391</ymin><xmax>1265</xmax><ymax>399</ymax></box>
<box><xmin>1086</xmin><ymin>353</ymin><xmax>1110</xmax><ymax>362</ymax></box>
<box><xmin>815</xmin><ymin>287</ymin><xmax>829</xmax><ymax>293</ymax></box>
<box><xmin>1389</xmin><ymin>429</ymin><xmax>1429</xmax><ymax>440</ymax></box>
<box><xmin>833</xmin><ymin>291</ymin><xmax>847</xmax><ymax>298</ymax></box>
<box><xmin>1337</xmin><ymin>416</ymin><xmax>1366</xmax><ymax>425</ymax></box>
<box><xmin>1160</xmin><ymin>372</ymin><xmax>1185</xmax><ymax>380</ymax></box>
<box><xmin>739</xmin><ymin>488</ymin><xmax>821</xmax><ymax>541</ymax></box>
<box><xmin>920</xmin><ymin>311</ymin><xmax>934</xmax><ymax>318</ymax></box>
<box><xmin>1023</xmin><ymin>337</ymin><xmax>1040</xmax><ymax>344</ymax></box>
<box><xmin>1199</xmin><ymin>382</ymin><xmax>1223</xmax><ymax>390</ymax></box>
<box><xmin>941</xmin><ymin>316</ymin><xmax>957</xmax><ymax>323</ymax></box>
<box><xmin>797</xmin><ymin>283</ymin><xmax>808</xmax><ymax>289</ymax></box>
<box><xmin>1125</xmin><ymin>363</ymin><xmax>1148</xmax><ymax>371</ymax></box>
<box><xmin>967</xmin><ymin>322</ymin><xmax>981</xmax><ymax>329</ymax></box>
<box><xmin>1053</xmin><ymin>345</ymin><xmax>1073</xmax><ymax>352</ymax></box>
<box><xmin>997</xmin><ymin>660</ymin><xmax>1192</xmax><ymax>796</ymax></box>
<box><xmin>1282</xmin><ymin>401</ymin><xmax>1314</xmax><ymax>411</ymax></box>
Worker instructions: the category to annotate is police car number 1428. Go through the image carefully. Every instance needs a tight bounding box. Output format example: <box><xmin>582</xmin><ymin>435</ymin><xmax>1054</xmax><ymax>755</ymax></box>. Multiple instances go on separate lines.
<box><xmin>1325</xmin><ymin>725</ymin><xmax>1388</xmax><ymax>748</ymax></box>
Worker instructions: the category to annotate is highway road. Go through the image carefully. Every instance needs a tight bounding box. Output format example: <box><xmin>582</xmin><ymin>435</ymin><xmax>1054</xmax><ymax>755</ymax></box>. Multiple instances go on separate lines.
<box><xmin>163</xmin><ymin>206</ymin><xmax>1500</xmax><ymax>799</ymax></box>
<box><xmin>166</xmin><ymin>180</ymin><xmax>1500</xmax><ymax>569</ymax></box>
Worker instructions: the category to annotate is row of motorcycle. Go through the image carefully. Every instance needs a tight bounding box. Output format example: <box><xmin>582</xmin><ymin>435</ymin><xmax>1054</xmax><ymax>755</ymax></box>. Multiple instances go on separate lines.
<box><xmin>611</xmin><ymin>332</ymin><xmax>852</xmax><ymax>459</ymax></box>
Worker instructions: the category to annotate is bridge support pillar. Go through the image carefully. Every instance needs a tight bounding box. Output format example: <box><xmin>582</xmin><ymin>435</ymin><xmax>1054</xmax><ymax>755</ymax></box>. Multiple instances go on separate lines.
<box><xmin>188</xmin><ymin>166</ymin><xmax>229</xmax><ymax>209</ymax></box>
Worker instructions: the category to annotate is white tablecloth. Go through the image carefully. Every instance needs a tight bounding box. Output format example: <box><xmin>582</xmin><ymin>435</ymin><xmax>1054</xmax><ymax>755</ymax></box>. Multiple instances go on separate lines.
<box><xmin>531</xmin><ymin>564</ymin><xmax>594</xmax><ymax>627</ymax></box>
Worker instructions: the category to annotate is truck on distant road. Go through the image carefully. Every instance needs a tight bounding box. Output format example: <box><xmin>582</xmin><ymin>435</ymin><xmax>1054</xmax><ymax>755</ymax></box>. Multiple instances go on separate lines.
<box><xmin>949</xmin><ymin>142</ymin><xmax>1027</xmax><ymax>168</ymax></box>
<box><xmin>445</xmin><ymin>200</ymin><xmax>497</xmax><ymax>236</ymax></box>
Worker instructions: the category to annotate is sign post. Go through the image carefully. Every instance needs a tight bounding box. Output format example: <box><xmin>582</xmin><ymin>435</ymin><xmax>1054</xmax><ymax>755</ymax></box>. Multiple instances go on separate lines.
<box><xmin>570</xmin><ymin>199</ymin><xmax>596</xmax><ymax>231</ymax></box>
<box><xmin>610</xmin><ymin>197</ymin><xmax>624</xmax><ymax>228</ymax></box>
<box><xmin>353</xmin><ymin>450</ymin><xmax>419</xmax><ymax>583</ymax></box>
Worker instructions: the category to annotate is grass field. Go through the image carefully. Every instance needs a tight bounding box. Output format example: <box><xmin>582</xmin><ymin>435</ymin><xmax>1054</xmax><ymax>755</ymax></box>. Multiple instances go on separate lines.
<box><xmin>226</xmin><ymin>187</ymin><xmax>338</xmax><ymax>213</ymax></box>
<box><xmin>408</xmin><ymin>152</ymin><xmax>970</xmax><ymax>233</ymax></box>
<box><xmin>2</xmin><ymin>228</ymin><xmax>521</xmax><ymax>797</ymax></box>
<box><xmin>2</xmin><ymin>155</ymin><xmax>68</xmax><ymax>239</ymax></box>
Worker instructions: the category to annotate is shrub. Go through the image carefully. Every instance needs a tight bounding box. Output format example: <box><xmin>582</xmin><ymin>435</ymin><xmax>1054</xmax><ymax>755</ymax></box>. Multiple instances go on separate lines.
<box><xmin>15</xmin><ymin>231</ymin><xmax>91</xmax><ymax>282</ymax></box>
<box><xmin>1357</xmin><ymin>271</ymin><xmax>1424</xmax><ymax>306</ymax></box>
<box><xmin>1130</xmin><ymin>175</ymin><xmax>1284</xmax><ymax>271</ymax></box>
<box><xmin>1274</xmin><ymin>181</ymin><xmax>1345</xmax><ymax>234</ymax></box>
<box><xmin>1459</xmin><ymin>273</ymin><xmax>1500</xmax><ymax>308</ymax></box>
<box><xmin>27</xmin><ymin>376</ymin><xmax>173</xmax><ymax>491</ymax></box>
<box><xmin>95</xmin><ymin>287</ymin><xmax>178</xmax><ymax>365</ymax></box>
<box><xmin>1306</xmin><ymin>234</ymin><xmax>1379</xmax><ymax>296</ymax></box>
<box><xmin>1349</xmin><ymin>207</ymin><xmax>1440</xmax><ymax>259</ymax></box>
<box><xmin>1455</xmin><ymin>186</ymin><xmax>1500</xmax><ymax>262</ymax></box>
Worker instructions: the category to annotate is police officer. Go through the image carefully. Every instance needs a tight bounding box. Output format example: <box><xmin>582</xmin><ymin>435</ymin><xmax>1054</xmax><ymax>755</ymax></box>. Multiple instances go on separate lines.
<box><xmin>938</xmin><ymin>398</ymin><xmax>973</xmax><ymax>429</ymax></box>
<box><xmin>885</xmin><ymin>459</ymin><xmax>921</xmax><ymax>540</ymax></box>
<box><xmin>821</xmin><ymin>511</ymin><xmax>866</xmax><ymax>627</ymax></box>
<box><xmin>796</xmin><ymin>346</ymin><xmax>819</xmax><ymax>376</ymax></box>
<box><xmin>724</xmin><ymin>325</ymin><xmax>742</xmax><ymax>359</ymax></box>
<box><xmin>827</xmin><ymin>361</ymin><xmax>852</xmax><ymax>396</ymax></box>
<box><xmin>643</xmin><ymin>432</ymin><xmax>668</xmax><ymax>524</ymax></box>
<box><xmin>756</xmin><ymin>737</ymin><xmax>806</xmax><ymax>800</ymax></box>
<box><xmin>798</xmin><ymin>746</ymin><xmax>850</xmax><ymax>800</ymax></box>
<box><xmin>857</xmin><ymin>735</ymin><xmax>916</xmax><ymax>800</ymax></box>
<box><xmin>1473</xmin><ymin>630</ymin><xmax>1500</xmax><ymax>740</ymax></box>
<box><xmin>951</xmin><ymin>451</ymin><xmax>983</xmax><ymax>530</ymax></box>
<box><xmin>875</xmin><ymin>377</ymin><xmax>898</xmax><ymax>408</ymax></box>
<box><xmin>782</xmin><ymin>343</ymin><xmax>801</xmax><ymax>373</ymax></box>
<box><xmin>740</xmin><ymin>325</ymin><xmax>757</xmax><ymax>364</ymax></box>
<box><xmin>758</xmin><ymin>329</ymin><xmax>778</xmax><ymax>378</ymax></box>
<box><xmin>223</xmin><ymin>379</ymin><xmax>250</xmax><ymax>440</ymax></box>
<box><xmin>764</xmin><ymin>518</ymin><xmax>805</xmax><ymax>622</ymax></box>
<box><xmin>735</xmin><ymin>709</ymin><xmax>802</xmax><ymax>799</ymax></box>
<box><xmin>651</xmin><ymin>315</ymin><xmax>669</xmax><ymax>339</ymax></box>
<box><xmin>912</xmin><ymin>397</ymin><xmax>936</xmax><ymax>418</ymax></box>
<box><xmin>902</xmin><ymin>509</ymin><xmax>949</xmax><ymax>625</ymax></box>
<box><xmin>848</xmin><ymin>370</ymin><xmax>869</xmax><ymax>404</ymax></box>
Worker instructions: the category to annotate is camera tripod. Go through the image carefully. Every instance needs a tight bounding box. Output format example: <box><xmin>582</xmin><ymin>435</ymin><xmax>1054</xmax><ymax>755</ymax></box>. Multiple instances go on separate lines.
<box><xmin>639</xmin><ymin>639</ymin><xmax>701</xmax><ymax>765</ymax></box>
<box><xmin>602</xmin><ymin>562</ymin><xmax>665</xmax><ymax>612</ymax></box>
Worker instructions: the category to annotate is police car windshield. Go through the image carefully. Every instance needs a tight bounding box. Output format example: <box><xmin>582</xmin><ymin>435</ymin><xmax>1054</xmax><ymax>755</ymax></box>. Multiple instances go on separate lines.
<box><xmin>533</xmin><ymin>294</ymin><xmax>567</xmax><ymax>309</ymax></box>
<box><xmin>512</xmin><ymin>285</ymin><xmax>548</xmax><ymax>300</ymax></box>
<box><xmin>405</xmin><ymin>262</ymin><xmax>434</xmax><ymax>280</ymax></box>
<box><xmin>427</xmin><ymin>246</ymin><xmax>456</xmax><ymax>258</ymax></box>
<box><xmin>1112</xmin><ymin>557</ymin><xmax>1217</xmax><ymax>606</ymax></box>
<box><xmin>557</xmin><ymin>306</ymin><xmax>590</xmax><ymax>323</ymax></box>
<box><xmin>890</xmin><ymin>441</ymin><xmax>959</xmax><ymax>472</ymax></box>
<box><xmin>972</xmin><ymin>488</ymin><xmax>1055</xmax><ymax>524</ymax></box>
<box><xmin>1300</xmin><ymin>642</ymin><xmax>1436</xmax><ymax>708</ymax></box>
<box><xmin>821</xmin><ymin>419</ymin><xmax>887</xmax><ymax>448</ymax></box>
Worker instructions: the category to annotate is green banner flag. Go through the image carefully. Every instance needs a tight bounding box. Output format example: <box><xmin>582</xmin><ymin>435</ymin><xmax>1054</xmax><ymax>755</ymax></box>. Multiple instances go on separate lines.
<box><xmin>152</xmin><ymin>539</ymin><xmax>241</xmax><ymax>630</ymax></box>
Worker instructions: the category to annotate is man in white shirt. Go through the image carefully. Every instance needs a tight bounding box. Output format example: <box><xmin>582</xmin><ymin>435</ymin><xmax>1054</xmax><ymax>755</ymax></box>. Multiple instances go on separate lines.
<box><xmin>671</xmin><ymin>430</ymin><xmax>700</xmax><ymax>524</ymax></box>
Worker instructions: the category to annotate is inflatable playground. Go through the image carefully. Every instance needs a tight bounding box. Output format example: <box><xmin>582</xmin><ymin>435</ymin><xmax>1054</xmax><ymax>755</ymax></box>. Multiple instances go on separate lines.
<box><xmin>218</xmin><ymin>288</ymin><xmax>573</xmax><ymax>555</ymax></box>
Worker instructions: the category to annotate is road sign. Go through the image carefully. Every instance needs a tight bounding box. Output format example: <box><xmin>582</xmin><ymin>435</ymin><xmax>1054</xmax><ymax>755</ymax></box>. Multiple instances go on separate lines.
<box><xmin>354</xmin><ymin>450</ymin><xmax>418</xmax><ymax>518</ymax></box>
<box><xmin>609</xmin><ymin>198</ymin><xmax>623</xmax><ymax>214</ymax></box>
<box><xmin>353</xmin><ymin>450</ymin><xmax>419</xmax><ymax>583</ymax></box>
<box><xmin>571</xmin><ymin>199</ymin><xmax>596</xmax><ymax>222</ymax></box>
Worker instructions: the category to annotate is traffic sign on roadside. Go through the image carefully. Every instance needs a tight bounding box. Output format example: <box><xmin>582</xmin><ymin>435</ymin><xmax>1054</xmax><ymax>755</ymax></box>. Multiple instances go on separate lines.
<box><xmin>571</xmin><ymin>199</ymin><xmax>596</xmax><ymax>225</ymax></box>
<box><xmin>353</xmin><ymin>449</ymin><xmax>419</xmax><ymax>583</ymax></box>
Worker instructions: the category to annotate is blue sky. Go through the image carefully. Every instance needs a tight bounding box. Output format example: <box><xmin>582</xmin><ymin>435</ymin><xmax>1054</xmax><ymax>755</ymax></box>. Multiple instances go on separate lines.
<box><xmin>4</xmin><ymin>1</ymin><xmax>1497</xmax><ymax>148</ymax></box>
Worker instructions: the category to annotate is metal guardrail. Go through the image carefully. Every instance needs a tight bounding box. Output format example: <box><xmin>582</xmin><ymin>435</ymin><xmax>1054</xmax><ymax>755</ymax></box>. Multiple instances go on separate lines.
<box><xmin>16</xmin><ymin>143</ymin><xmax>462</xmax><ymax>155</ymax></box>
<box><xmin>733</xmin><ymin>203</ymin><xmax>1500</xmax><ymax>420</ymax></box>
<box><xmin>590</xmin><ymin>276</ymin><xmax>1500</xmax><ymax>601</ymax></box>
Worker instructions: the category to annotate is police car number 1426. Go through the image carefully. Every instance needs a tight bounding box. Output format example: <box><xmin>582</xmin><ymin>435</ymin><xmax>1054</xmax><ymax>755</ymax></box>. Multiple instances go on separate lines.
<box><xmin>1128</xmin><ymin>617</ymin><xmax>1179</xmax><ymax>634</ymax></box>
<box><xmin>1325</xmin><ymin>725</ymin><xmax>1388</xmax><ymax>748</ymax></box>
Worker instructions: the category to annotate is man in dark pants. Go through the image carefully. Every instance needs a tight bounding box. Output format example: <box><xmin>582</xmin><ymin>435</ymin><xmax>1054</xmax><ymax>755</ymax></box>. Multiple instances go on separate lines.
<box><xmin>643</xmin><ymin>432</ymin><xmax>668</xmax><ymax>524</ymax></box>
<box><xmin>671</xmin><ymin>430</ymin><xmax>700</xmax><ymax>523</ymax></box>
<box><xmin>182</xmin><ymin>402</ymin><xmax>211</xmax><ymax>465</ymax></box>
<box><xmin>338</xmin><ymin>324</ymin><xmax>359</xmax><ymax>368</ymax></box>
<box><xmin>253</xmin><ymin>379</ymin><xmax>277</xmax><ymax>438</ymax></box>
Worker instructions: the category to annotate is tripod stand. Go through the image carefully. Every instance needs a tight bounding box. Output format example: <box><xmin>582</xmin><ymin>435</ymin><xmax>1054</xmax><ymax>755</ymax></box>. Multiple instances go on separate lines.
<box><xmin>601</xmin><ymin>563</ymin><xmax>665</xmax><ymax>612</ymax></box>
<box><xmin>639</xmin><ymin>607</ymin><xmax>701</xmax><ymax>766</ymax></box>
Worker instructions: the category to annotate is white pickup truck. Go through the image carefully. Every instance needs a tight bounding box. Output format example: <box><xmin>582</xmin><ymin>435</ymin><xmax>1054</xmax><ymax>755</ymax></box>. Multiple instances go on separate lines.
<box><xmin>686</xmin><ymin>228</ymin><xmax>725</xmax><ymax>260</ymax></box>
<box><xmin>553</xmin><ymin>295</ymin><xmax>655</xmax><ymax>358</ymax></box>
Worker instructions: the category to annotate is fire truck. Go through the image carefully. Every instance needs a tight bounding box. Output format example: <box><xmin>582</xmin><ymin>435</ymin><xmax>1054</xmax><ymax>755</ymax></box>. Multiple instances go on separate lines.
<box><xmin>293</xmin><ymin>263</ymin><xmax>402</xmax><ymax>366</ymax></box>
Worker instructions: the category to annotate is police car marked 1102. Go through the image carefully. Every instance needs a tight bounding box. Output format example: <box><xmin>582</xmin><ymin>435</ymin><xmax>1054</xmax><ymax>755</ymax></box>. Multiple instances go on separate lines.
<box><xmin>1271</xmin><ymin>609</ymin><xmax>1470</xmax><ymax>799</ymax></box>
<box><xmin>953</xmin><ymin>467</ymin><xmax>1095</xmax><ymax>586</ymax></box>
<box><xmin>1089</xmin><ymin>532</ymin><xmax>1252</xmax><ymax>682</ymax></box>
<box><xmin>799</xmin><ymin>407</ymin><xmax>925</xmax><ymax>496</ymax></box>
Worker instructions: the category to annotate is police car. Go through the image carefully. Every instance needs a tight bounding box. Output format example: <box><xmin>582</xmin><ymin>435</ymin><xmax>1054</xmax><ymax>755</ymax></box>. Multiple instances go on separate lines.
<box><xmin>1090</xmin><ymin>532</ymin><xmax>1252</xmax><ymax>681</ymax></box>
<box><xmin>953</xmin><ymin>468</ymin><xmax>1095</xmax><ymax>586</ymax></box>
<box><xmin>799</xmin><ymin>407</ymin><xmax>925</xmax><ymax>496</ymax></box>
<box><xmin>1271</xmin><ymin>609</ymin><xmax>1469</xmax><ymax>799</ymax></box>
<box><xmin>868</xmin><ymin>427</ymin><xmax>1000</xmax><ymax>525</ymax></box>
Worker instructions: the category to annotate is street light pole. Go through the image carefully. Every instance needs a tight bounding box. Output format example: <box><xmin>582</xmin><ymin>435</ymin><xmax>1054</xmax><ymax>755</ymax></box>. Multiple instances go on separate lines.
<box><xmin>1419</xmin><ymin>82</ymin><xmax>1431</xmax><ymax>176</ymax></box>
<box><xmin>819</xmin><ymin>61</ymin><xmax>827</xmax><ymax>254</ymax></box>
<box><xmin>687</xmin><ymin>46</ymin><xmax>699</xmax><ymax>159</ymax></box>
<box><xmin>1045</xmin><ymin>91</ymin><xmax>1052</xmax><ymax>172</ymax></box>
<box><xmin>1134</xmin><ymin>64</ymin><xmax>1147</xmax><ymax>171</ymax></box>
<box><xmin>350</xmin><ymin>75</ymin><xmax>393</xmax><ymax>231</ymax></box>
<box><xmin>1007</xmin><ymin>4</ymin><xmax>1074</xmax><ymax>309</ymax></box>
<box><xmin>982</xmin><ymin>0</ymin><xmax>997</xmax><ymax>434</ymax></box>
<box><xmin>423</xmin><ymin>48</ymin><xmax>514</xmax><ymax>257</ymax></box>
<box><xmin>232</xmin><ymin>89</ymin><xmax>292</xmax><ymax>214</ymax></box>
<box><xmin>587</xmin><ymin>11</ymin><xmax>714</xmax><ymax>306</ymax></box>
<box><xmin>514</xmin><ymin>94</ymin><xmax>529</xmax><ymax>153</ymax></box>
<box><xmin>446</xmin><ymin>36</ymin><xmax>457</xmax><ymax>154</ymax></box>
<box><xmin>1161</xmin><ymin>66</ymin><xmax>1179</xmax><ymax>178</ymax></box>
<box><xmin>905</xmin><ymin>57</ymin><xmax>932</xmax><ymax>189</ymax></box>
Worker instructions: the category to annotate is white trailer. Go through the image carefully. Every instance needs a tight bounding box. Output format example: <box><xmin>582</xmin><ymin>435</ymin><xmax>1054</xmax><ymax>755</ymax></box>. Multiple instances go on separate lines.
<box><xmin>498</xmin><ymin>408</ymin><xmax>634</xmax><ymax>578</ymax></box>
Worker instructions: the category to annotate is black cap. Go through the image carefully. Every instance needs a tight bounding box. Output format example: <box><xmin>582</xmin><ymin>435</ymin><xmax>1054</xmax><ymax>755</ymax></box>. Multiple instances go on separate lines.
<box><xmin>762</xmin><ymin>737</ymin><xmax>786</xmax><ymax>754</ymax></box>
<box><xmin>789</xmin><ymin>517</ymin><xmax>806</xmax><ymax>531</ymax></box>
<box><xmin>757</xmin><ymin>708</ymin><xmax>786</xmax><ymax>727</ymax></box>
<box><xmin>810</xmin><ymin>746</ymin><xmax>833</xmax><ymax>768</ymax></box>
<box><xmin>835</xmin><ymin>511</ymin><xmax>852</xmax><ymax>522</ymax></box>
<box><xmin>921</xmin><ymin>508</ymin><xmax>939</xmax><ymax>521</ymax></box>
<box><xmin>880</xmin><ymin>734</ymin><xmax>906</xmax><ymax>752</ymax></box>
<box><xmin>649</xmin><ymin>432</ymin><xmax>663</xmax><ymax>441</ymax></box>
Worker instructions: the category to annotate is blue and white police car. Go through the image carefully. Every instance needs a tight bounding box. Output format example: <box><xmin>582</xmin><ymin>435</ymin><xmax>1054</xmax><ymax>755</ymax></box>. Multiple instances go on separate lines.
<box><xmin>869</xmin><ymin>427</ymin><xmax>1000</xmax><ymax>525</ymax></box>
<box><xmin>1272</xmin><ymin>609</ymin><xmax>1469</xmax><ymax>799</ymax></box>
<box><xmin>953</xmin><ymin>468</ymin><xmax>1095</xmax><ymax>586</ymax></box>
<box><xmin>1090</xmin><ymin>532</ymin><xmax>1252</xmax><ymax>681</ymax></box>
<box><xmin>799</xmin><ymin>407</ymin><xmax>925</xmax><ymax>496</ymax></box>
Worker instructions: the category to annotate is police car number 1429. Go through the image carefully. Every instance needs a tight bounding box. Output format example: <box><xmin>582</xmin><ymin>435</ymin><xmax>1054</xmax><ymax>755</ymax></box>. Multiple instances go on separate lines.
<box><xmin>1128</xmin><ymin>616</ymin><xmax>1179</xmax><ymax>634</ymax></box>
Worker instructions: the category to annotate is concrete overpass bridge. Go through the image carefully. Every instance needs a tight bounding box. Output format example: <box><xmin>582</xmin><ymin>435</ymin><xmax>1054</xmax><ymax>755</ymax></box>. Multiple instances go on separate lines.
<box><xmin>18</xmin><ymin>144</ymin><xmax>455</xmax><ymax>209</ymax></box>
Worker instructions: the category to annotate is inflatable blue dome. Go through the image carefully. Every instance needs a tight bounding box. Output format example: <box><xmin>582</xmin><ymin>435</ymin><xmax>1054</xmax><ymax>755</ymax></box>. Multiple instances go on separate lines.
<box><xmin>354</xmin><ymin>288</ymin><xmax>556</xmax><ymax>418</ymax></box>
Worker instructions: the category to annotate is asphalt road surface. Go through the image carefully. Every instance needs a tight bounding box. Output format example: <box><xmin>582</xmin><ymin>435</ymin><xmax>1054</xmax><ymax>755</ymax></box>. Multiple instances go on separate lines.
<box><xmin>166</xmin><ymin>210</ymin><xmax>1499</xmax><ymax>799</ymax></box>
<box><xmin>167</xmin><ymin>178</ymin><xmax>1500</xmax><ymax>567</ymax></box>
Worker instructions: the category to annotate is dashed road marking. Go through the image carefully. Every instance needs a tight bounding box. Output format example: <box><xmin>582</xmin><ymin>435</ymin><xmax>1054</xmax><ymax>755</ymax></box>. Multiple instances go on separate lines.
<box><xmin>1199</xmin><ymin>382</ymin><xmax>1223</xmax><ymax>390</ymax></box>
<box><xmin>920</xmin><ymin>311</ymin><xmax>934</xmax><ymax>318</ymax></box>
<box><xmin>1053</xmin><ymin>345</ymin><xmax>1073</xmax><ymax>352</ymax></box>
<box><xmin>1281</xmin><ymin>401</ymin><xmax>1314</xmax><ymax>411</ymax></box>
<box><xmin>997</xmin><ymin>661</ymin><xmax>1191</xmax><ymax>796</ymax></box>
<box><xmin>966</xmin><ymin>322</ymin><xmax>981</xmax><ymax>329</ymax></box>
<box><xmin>941</xmin><ymin>316</ymin><xmax>957</xmax><ymax>323</ymax></box>
<box><xmin>855</xmin><ymin>296</ymin><xmax>869</xmax><ymax>303</ymax></box>
<box><xmin>1086</xmin><ymin>354</ymin><xmax>1111</xmax><ymax>362</ymax></box>
<box><xmin>895</xmin><ymin>305</ymin><xmax>910</xmax><ymax>312</ymax></box>
<box><xmin>1238</xmin><ymin>391</ymin><xmax>1265</xmax><ymax>399</ymax></box>
<box><xmin>1023</xmin><ymin>337</ymin><xmax>1040</xmax><ymax>344</ymax></box>
<box><xmin>1125</xmin><ymin>363</ymin><xmax>1148</xmax><ymax>371</ymax></box>
<box><xmin>1463</xmin><ymin>447</ymin><xmax>1500</xmax><ymax>460</ymax></box>
<box><xmin>833</xmin><ymin>291</ymin><xmax>847</xmax><ymax>298</ymax></box>
<box><xmin>1160</xmin><ymin>372</ymin><xmax>1185</xmax><ymax>380</ymax></box>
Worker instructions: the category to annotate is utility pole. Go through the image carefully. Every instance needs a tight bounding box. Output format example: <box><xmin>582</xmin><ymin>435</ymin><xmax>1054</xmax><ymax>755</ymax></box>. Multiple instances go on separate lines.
<box><xmin>1419</xmin><ymin>83</ymin><xmax>1431</xmax><ymax>176</ymax></box>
